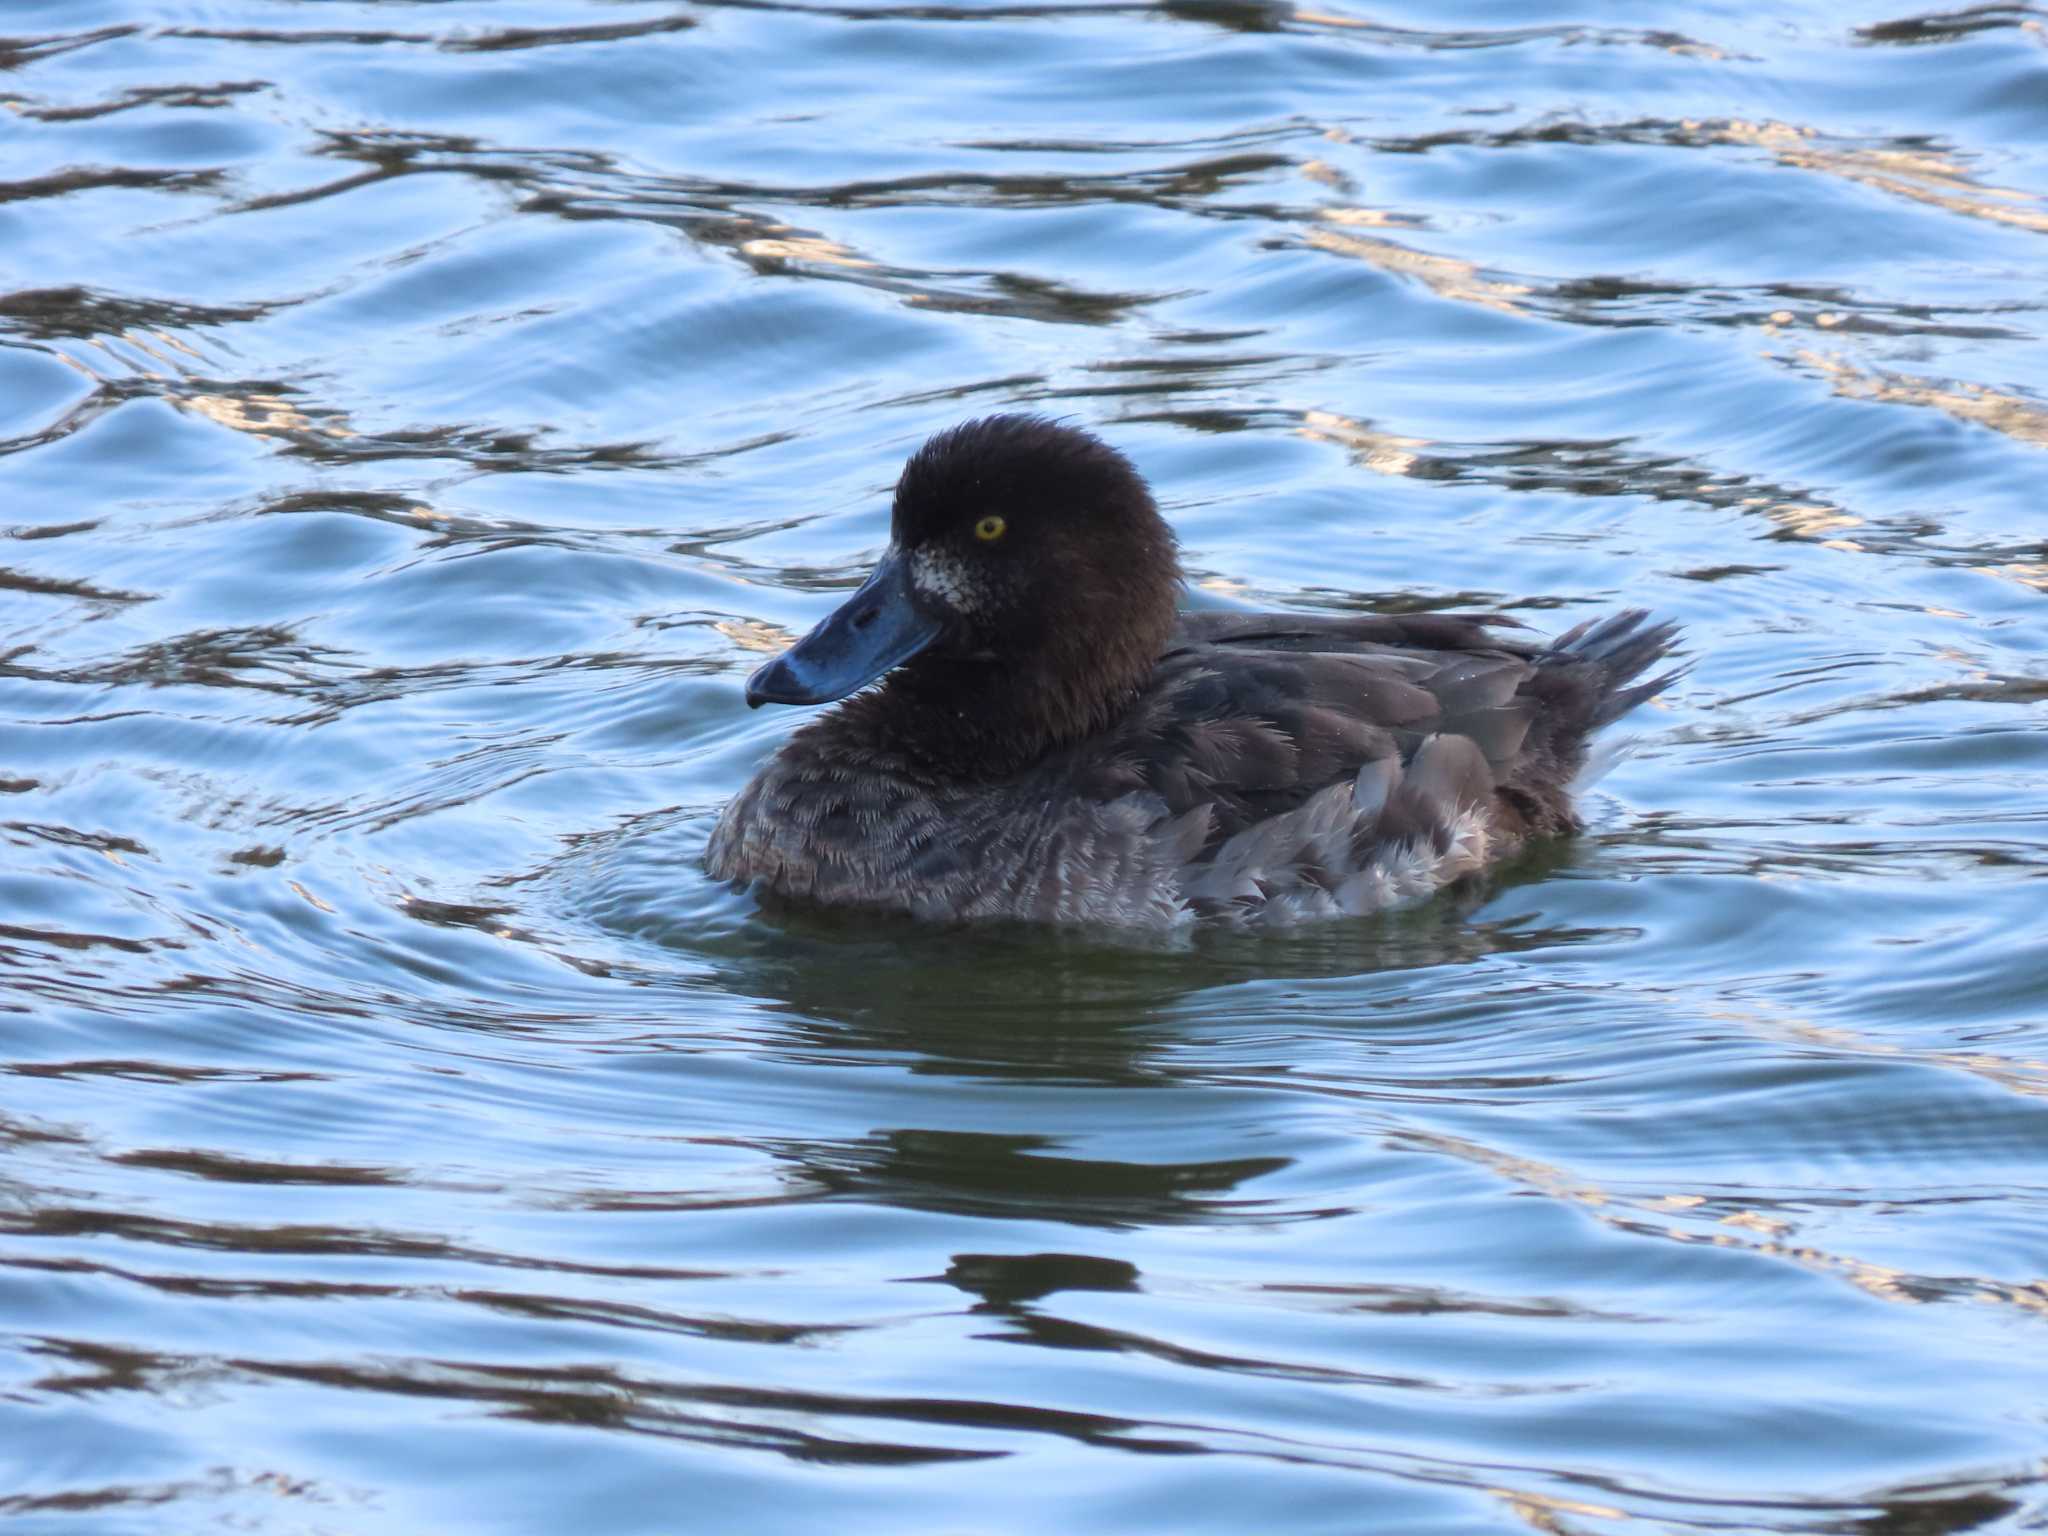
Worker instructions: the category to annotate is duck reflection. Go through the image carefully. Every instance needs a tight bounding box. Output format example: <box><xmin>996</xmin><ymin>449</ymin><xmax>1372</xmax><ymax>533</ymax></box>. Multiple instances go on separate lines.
<box><xmin>770</xmin><ymin>1128</ymin><xmax>1289</xmax><ymax>1230</ymax></box>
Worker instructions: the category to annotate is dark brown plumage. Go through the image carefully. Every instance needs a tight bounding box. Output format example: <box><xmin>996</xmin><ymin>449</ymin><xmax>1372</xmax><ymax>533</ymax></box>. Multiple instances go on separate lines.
<box><xmin>707</xmin><ymin>416</ymin><xmax>1680</xmax><ymax>927</ymax></box>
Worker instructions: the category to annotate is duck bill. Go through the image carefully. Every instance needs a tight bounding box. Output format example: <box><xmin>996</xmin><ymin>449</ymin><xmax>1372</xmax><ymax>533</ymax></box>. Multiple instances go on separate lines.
<box><xmin>745</xmin><ymin>548</ymin><xmax>943</xmax><ymax>708</ymax></box>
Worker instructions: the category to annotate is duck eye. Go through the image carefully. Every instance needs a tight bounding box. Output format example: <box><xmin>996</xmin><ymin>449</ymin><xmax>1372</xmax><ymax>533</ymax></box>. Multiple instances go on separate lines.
<box><xmin>973</xmin><ymin>514</ymin><xmax>1007</xmax><ymax>543</ymax></box>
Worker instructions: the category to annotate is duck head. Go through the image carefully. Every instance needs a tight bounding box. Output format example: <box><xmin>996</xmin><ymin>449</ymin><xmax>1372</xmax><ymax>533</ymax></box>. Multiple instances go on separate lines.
<box><xmin>745</xmin><ymin>415</ymin><xmax>1182</xmax><ymax>765</ymax></box>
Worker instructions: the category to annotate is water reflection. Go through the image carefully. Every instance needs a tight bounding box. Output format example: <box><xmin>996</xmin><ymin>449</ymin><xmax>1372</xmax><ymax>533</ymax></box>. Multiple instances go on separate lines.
<box><xmin>1860</xmin><ymin>4</ymin><xmax>2045</xmax><ymax>46</ymax></box>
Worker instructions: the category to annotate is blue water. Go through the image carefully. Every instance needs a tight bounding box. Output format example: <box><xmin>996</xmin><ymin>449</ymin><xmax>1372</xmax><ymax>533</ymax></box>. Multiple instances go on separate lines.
<box><xmin>4</xmin><ymin>2</ymin><xmax>2047</xmax><ymax>1530</ymax></box>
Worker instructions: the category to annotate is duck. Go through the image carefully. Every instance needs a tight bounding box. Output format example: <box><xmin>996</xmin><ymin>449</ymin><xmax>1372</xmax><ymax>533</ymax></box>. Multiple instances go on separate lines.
<box><xmin>706</xmin><ymin>415</ymin><xmax>1679</xmax><ymax>928</ymax></box>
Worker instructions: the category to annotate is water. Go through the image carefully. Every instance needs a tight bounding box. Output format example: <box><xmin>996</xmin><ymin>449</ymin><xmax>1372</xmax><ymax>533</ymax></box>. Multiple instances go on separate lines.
<box><xmin>4</xmin><ymin>1</ymin><xmax>2047</xmax><ymax>1529</ymax></box>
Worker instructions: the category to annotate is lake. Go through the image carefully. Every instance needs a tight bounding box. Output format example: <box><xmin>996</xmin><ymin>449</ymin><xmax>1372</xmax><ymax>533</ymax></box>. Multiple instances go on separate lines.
<box><xmin>3</xmin><ymin>1</ymin><xmax>2046</xmax><ymax>1531</ymax></box>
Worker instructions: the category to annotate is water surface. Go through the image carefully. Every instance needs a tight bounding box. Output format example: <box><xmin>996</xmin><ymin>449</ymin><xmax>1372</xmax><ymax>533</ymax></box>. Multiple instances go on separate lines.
<box><xmin>4</xmin><ymin>2</ymin><xmax>2047</xmax><ymax>1531</ymax></box>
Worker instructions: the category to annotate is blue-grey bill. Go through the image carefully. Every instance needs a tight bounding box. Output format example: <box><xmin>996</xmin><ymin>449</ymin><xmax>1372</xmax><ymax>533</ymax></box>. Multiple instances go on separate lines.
<box><xmin>744</xmin><ymin>549</ymin><xmax>943</xmax><ymax>707</ymax></box>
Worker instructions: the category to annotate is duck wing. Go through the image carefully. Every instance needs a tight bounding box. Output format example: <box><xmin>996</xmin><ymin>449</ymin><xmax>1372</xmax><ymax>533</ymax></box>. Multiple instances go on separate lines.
<box><xmin>1102</xmin><ymin>612</ymin><xmax>1530</xmax><ymax>841</ymax></box>
<box><xmin>1061</xmin><ymin>608</ymin><xmax>1678</xmax><ymax>921</ymax></box>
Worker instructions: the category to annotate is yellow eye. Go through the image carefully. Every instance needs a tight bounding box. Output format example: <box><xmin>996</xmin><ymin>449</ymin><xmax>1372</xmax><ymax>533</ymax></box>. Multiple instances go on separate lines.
<box><xmin>974</xmin><ymin>514</ymin><xmax>1007</xmax><ymax>543</ymax></box>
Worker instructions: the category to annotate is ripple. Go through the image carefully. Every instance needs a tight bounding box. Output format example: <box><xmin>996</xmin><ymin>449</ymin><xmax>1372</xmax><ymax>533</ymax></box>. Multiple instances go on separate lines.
<box><xmin>3</xmin><ymin>1</ymin><xmax>2047</xmax><ymax>1531</ymax></box>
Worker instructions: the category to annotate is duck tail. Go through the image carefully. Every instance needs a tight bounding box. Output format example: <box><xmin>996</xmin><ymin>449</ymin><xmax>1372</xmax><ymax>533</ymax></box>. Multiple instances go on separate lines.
<box><xmin>1483</xmin><ymin>609</ymin><xmax>1681</xmax><ymax>843</ymax></box>
<box><xmin>1545</xmin><ymin>608</ymin><xmax>1685</xmax><ymax>729</ymax></box>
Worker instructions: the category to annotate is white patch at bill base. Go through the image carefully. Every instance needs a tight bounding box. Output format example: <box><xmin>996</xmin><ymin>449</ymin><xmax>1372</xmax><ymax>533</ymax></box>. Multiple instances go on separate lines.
<box><xmin>909</xmin><ymin>547</ymin><xmax>984</xmax><ymax>613</ymax></box>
